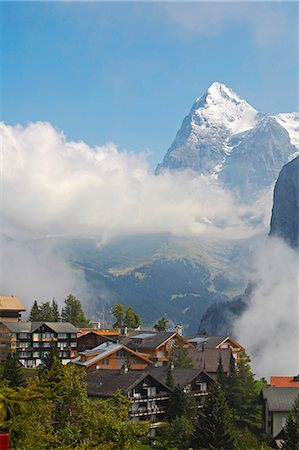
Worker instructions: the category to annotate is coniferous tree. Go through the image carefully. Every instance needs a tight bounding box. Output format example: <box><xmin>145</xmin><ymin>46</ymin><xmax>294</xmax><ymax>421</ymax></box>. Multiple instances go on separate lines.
<box><xmin>2</xmin><ymin>353</ymin><xmax>24</xmax><ymax>387</ymax></box>
<box><xmin>166</xmin><ymin>364</ymin><xmax>174</xmax><ymax>389</ymax></box>
<box><xmin>284</xmin><ymin>394</ymin><xmax>299</xmax><ymax>449</ymax></box>
<box><xmin>166</xmin><ymin>385</ymin><xmax>197</xmax><ymax>422</ymax></box>
<box><xmin>39</xmin><ymin>341</ymin><xmax>62</xmax><ymax>378</ymax></box>
<box><xmin>29</xmin><ymin>300</ymin><xmax>41</xmax><ymax>321</ymax></box>
<box><xmin>51</xmin><ymin>298</ymin><xmax>60</xmax><ymax>321</ymax></box>
<box><xmin>217</xmin><ymin>354</ymin><xmax>226</xmax><ymax>387</ymax></box>
<box><xmin>39</xmin><ymin>301</ymin><xmax>54</xmax><ymax>321</ymax></box>
<box><xmin>170</xmin><ymin>337</ymin><xmax>192</xmax><ymax>368</ymax></box>
<box><xmin>62</xmin><ymin>294</ymin><xmax>89</xmax><ymax>327</ymax></box>
<box><xmin>194</xmin><ymin>382</ymin><xmax>236</xmax><ymax>450</ymax></box>
<box><xmin>233</xmin><ymin>352</ymin><xmax>259</xmax><ymax>422</ymax></box>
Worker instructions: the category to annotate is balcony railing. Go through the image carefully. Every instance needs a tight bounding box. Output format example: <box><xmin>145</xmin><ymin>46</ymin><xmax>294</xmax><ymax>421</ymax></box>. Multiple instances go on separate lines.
<box><xmin>130</xmin><ymin>406</ymin><xmax>166</xmax><ymax>417</ymax></box>
<box><xmin>130</xmin><ymin>393</ymin><xmax>169</xmax><ymax>402</ymax></box>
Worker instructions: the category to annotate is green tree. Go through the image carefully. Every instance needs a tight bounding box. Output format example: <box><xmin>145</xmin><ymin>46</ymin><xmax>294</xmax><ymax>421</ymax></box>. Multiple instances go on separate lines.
<box><xmin>51</xmin><ymin>299</ymin><xmax>60</xmax><ymax>321</ymax></box>
<box><xmin>233</xmin><ymin>352</ymin><xmax>259</xmax><ymax>423</ymax></box>
<box><xmin>284</xmin><ymin>394</ymin><xmax>299</xmax><ymax>450</ymax></box>
<box><xmin>217</xmin><ymin>354</ymin><xmax>226</xmax><ymax>387</ymax></box>
<box><xmin>194</xmin><ymin>382</ymin><xmax>236</xmax><ymax>450</ymax></box>
<box><xmin>112</xmin><ymin>303</ymin><xmax>126</xmax><ymax>328</ymax></box>
<box><xmin>29</xmin><ymin>300</ymin><xmax>41</xmax><ymax>321</ymax></box>
<box><xmin>2</xmin><ymin>353</ymin><xmax>24</xmax><ymax>388</ymax></box>
<box><xmin>62</xmin><ymin>294</ymin><xmax>89</xmax><ymax>327</ymax></box>
<box><xmin>125</xmin><ymin>306</ymin><xmax>141</xmax><ymax>329</ymax></box>
<box><xmin>161</xmin><ymin>415</ymin><xmax>195</xmax><ymax>450</ymax></box>
<box><xmin>39</xmin><ymin>301</ymin><xmax>55</xmax><ymax>321</ymax></box>
<box><xmin>166</xmin><ymin>385</ymin><xmax>197</xmax><ymax>422</ymax></box>
<box><xmin>170</xmin><ymin>337</ymin><xmax>192</xmax><ymax>368</ymax></box>
<box><xmin>39</xmin><ymin>341</ymin><xmax>63</xmax><ymax>380</ymax></box>
<box><xmin>166</xmin><ymin>364</ymin><xmax>174</xmax><ymax>389</ymax></box>
<box><xmin>154</xmin><ymin>317</ymin><xmax>169</xmax><ymax>331</ymax></box>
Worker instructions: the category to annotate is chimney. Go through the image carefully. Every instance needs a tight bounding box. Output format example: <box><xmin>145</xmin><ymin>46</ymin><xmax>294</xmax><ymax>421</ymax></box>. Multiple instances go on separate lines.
<box><xmin>121</xmin><ymin>363</ymin><xmax>129</xmax><ymax>374</ymax></box>
<box><xmin>175</xmin><ymin>325</ymin><xmax>183</xmax><ymax>336</ymax></box>
<box><xmin>293</xmin><ymin>375</ymin><xmax>299</xmax><ymax>382</ymax></box>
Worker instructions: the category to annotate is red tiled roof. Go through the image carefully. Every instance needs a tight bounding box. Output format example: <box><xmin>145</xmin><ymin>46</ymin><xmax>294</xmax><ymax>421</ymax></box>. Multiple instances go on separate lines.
<box><xmin>270</xmin><ymin>376</ymin><xmax>299</xmax><ymax>388</ymax></box>
<box><xmin>77</xmin><ymin>329</ymin><xmax>120</xmax><ymax>338</ymax></box>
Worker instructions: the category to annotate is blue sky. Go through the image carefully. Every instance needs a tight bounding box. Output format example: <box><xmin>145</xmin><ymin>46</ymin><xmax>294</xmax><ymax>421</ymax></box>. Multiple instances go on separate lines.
<box><xmin>1</xmin><ymin>1</ymin><xmax>298</xmax><ymax>168</ymax></box>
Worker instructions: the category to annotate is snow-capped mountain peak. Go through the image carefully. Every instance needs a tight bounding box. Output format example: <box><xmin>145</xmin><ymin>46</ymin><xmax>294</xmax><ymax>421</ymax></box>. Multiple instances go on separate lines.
<box><xmin>193</xmin><ymin>81</ymin><xmax>258</xmax><ymax>134</ymax></box>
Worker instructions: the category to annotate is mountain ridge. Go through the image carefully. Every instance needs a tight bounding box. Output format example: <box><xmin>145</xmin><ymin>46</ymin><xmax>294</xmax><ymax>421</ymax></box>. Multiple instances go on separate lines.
<box><xmin>156</xmin><ymin>82</ymin><xmax>298</xmax><ymax>201</ymax></box>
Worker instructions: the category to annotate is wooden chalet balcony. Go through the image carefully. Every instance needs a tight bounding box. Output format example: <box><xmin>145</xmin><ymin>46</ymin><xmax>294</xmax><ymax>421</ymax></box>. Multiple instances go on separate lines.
<box><xmin>130</xmin><ymin>393</ymin><xmax>169</xmax><ymax>403</ymax></box>
<box><xmin>193</xmin><ymin>391</ymin><xmax>208</xmax><ymax>397</ymax></box>
<box><xmin>130</xmin><ymin>405</ymin><xmax>166</xmax><ymax>417</ymax></box>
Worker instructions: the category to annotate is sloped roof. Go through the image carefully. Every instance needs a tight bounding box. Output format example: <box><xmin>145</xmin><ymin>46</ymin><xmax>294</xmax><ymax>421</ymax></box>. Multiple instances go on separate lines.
<box><xmin>0</xmin><ymin>296</ymin><xmax>26</xmax><ymax>311</ymax></box>
<box><xmin>73</xmin><ymin>342</ymin><xmax>154</xmax><ymax>368</ymax></box>
<box><xmin>262</xmin><ymin>387</ymin><xmax>299</xmax><ymax>411</ymax></box>
<box><xmin>120</xmin><ymin>331</ymin><xmax>176</xmax><ymax>350</ymax></box>
<box><xmin>86</xmin><ymin>370</ymin><xmax>171</xmax><ymax>397</ymax></box>
<box><xmin>148</xmin><ymin>366</ymin><xmax>212</xmax><ymax>387</ymax></box>
<box><xmin>187</xmin><ymin>348</ymin><xmax>232</xmax><ymax>373</ymax></box>
<box><xmin>270</xmin><ymin>376</ymin><xmax>299</xmax><ymax>388</ymax></box>
<box><xmin>2</xmin><ymin>321</ymin><xmax>79</xmax><ymax>333</ymax></box>
<box><xmin>187</xmin><ymin>335</ymin><xmax>244</xmax><ymax>350</ymax></box>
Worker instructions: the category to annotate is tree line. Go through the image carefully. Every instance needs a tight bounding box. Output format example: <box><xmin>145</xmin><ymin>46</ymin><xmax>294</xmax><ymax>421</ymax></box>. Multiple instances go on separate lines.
<box><xmin>29</xmin><ymin>294</ymin><xmax>90</xmax><ymax>328</ymax></box>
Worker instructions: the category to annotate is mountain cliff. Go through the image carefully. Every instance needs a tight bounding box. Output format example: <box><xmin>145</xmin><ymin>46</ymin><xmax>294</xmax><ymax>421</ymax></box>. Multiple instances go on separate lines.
<box><xmin>269</xmin><ymin>156</ymin><xmax>299</xmax><ymax>248</ymax></box>
<box><xmin>156</xmin><ymin>82</ymin><xmax>298</xmax><ymax>201</ymax></box>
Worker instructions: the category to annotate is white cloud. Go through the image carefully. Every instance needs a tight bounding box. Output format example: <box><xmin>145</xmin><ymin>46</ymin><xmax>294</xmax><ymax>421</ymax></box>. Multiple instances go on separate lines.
<box><xmin>1</xmin><ymin>121</ymin><xmax>266</xmax><ymax>242</ymax></box>
<box><xmin>1</xmin><ymin>120</ymin><xmax>273</xmax><ymax>313</ymax></box>
<box><xmin>234</xmin><ymin>238</ymin><xmax>299</xmax><ymax>379</ymax></box>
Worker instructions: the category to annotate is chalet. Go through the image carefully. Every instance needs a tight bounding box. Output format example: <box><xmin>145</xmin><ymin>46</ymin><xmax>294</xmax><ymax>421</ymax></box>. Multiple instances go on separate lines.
<box><xmin>77</xmin><ymin>330</ymin><xmax>119</xmax><ymax>352</ymax></box>
<box><xmin>86</xmin><ymin>366</ymin><xmax>213</xmax><ymax>435</ymax></box>
<box><xmin>0</xmin><ymin>296</ymin><xmax>25</xmax><ymax>323</ymax></box>
<box><xmin>187</xmin><ymin>347</ymin><xmax>233</xmax><ymax>381</ymax></box>
<box><xmin>120</xmin><ymin>331</ymin><xmax>189</xmax><ymax>366</ymax></box>
<box><xmin>261</xmin><ymin>386</ymin><xmax>299</xmax><ymax>436</ymax></box>
<box><xmin>72</xmin><ymin>341</ymin><xmax>155</xmax><ymax>372</ymax></box>
<box><xmin>0</xmin><ymin>321</ymin><xmax>78</xmax><ymax>366</ymax></box>
<box><xmin>187</xmin><ymin>335</ymin><xmax>244</xmax><ymax>362</ymax></box>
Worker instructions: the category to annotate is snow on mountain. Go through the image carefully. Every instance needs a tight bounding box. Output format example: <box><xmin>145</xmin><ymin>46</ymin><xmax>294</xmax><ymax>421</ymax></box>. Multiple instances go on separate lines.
<box><xmin>193</xmin><ymin>82</ymin><xmax>258</xmax><ymax>134</ymax></box>
<box><xmin>274</xmin><ymin>112</ymin><xmax>299</xmax><ymax>148</ymax></box>
<box><xmin>156</xmin><ymin>82</ymin><xmax>297</xmax><ymax>201</ymax></box>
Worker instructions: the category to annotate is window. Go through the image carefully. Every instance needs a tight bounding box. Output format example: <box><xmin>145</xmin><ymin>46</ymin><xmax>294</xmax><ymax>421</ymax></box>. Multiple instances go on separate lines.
<box><xmin>19</xmin><ymin>333</ymin><xmax>29</xmax><ymax>339</ymax></box>
<box><xmin>70</xmin><ymin>342</ymin><xmax>77</xmax><ymax>348</ymax></box>
<box><xmin>43</xmin><ymin>332</ymin><xmax>54</xmax><ymax>339</ymax></box>
<box><xmin>101</xmin><ymin>358</ymin><xmax>109</xmax><ymax>365</ymax></box>
<box><xmin>58</xmin><ymin>342</ymin><xmax>68</xmax><ymax>349</ymax></box>
<box><xmin>70</xmin><ymin>333</ymin><xmax>77</xmax><ymax>339</ymax></box>
<box><xmin>58</xmin><ymin>333</ymin><xmax>67</xmax><ymax>339</ymax></box>
<box><xmin>116</xmin><ymin>350</ymin><xmax>127</xmax><ymax>357</ymax></box>
<box><xmin>33</xmin><ymin>352</ymin><xmax>40</xmax><ymax>358</ymax></box>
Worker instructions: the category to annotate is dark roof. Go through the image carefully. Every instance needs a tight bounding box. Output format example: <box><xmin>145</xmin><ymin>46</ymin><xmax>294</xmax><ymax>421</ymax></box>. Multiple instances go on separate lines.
<box><xmin>2</xmin><ymin>321</ymin><xmax>79</xmax><ymax>333</ymax></box>
<box><xmin>86</xmin><ymin>370</ymin><xmax>171</xmax><ymax>397</ymax></box>
<box><xmin>148</xmin><ymin>366</ymin><xmax>211</xmax><ymax>387</ymax></box>
<box><xmin>120</xmin><ymin>331</ymin><xmax>176</xmax><ymax>350</ymax></box>
<box><xmin>187</xmin><ymin>348</ymin><xmax>232</xmax><ymax>373</ymax></box>
<box><xmin>262</xmin><ymin>387</ymin><xmax>299</xmax><ymax>412</ymax></box>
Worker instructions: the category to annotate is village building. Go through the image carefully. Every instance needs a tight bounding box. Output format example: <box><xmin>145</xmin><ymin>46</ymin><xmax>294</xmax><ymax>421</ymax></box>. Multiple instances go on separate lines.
<box><xmin>119</xmin><ymin>330</ymin><xmax>190</xmax><ymax>366</ymax></box>
<box><xmin>187</xmin><ymin>335</ymin><xmax>244</xmax><ymax>362</ymax></box>
<box><xmin>85</xmin><ymin>366</ymin><xmax>213</xmax><ymax>435</ymax></box>
<box><xmin>72</xmin><ymin>341</ymin><xmax>155</xmax><ymax>372</ymax></box>
<box><xmin>77</xmin><ymin>330</ymin><xmax>119</xmax><ymax>352</ymax></box>
<box><xmin>0</xmin><ymin>321</ymin><xmax>78</xmax><ymax>366</ymax></box>
<box><xmin>187</xmin><ymin>347</ymin><xmax>233</xmax><ymax>381</ymax></box>
<box><xmin>0</xmin><ymin>296</ymin><xmax>26</xmax><ymax>323</ymax></box>
<box><xmin>261</xmin><ymin>386</ymin><xmax>299</xmax><ymax>437</ymax></box>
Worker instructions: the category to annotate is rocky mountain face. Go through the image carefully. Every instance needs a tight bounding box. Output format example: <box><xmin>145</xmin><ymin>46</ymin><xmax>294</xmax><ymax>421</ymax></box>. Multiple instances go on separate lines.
<box><xmin>200</xmin><ymin>157</ymin><xmax>299</xmax><ymax>335</ymax></box>
<box><xmin>269</xmin><ymin>156</ymin><xmax>299</xmax><ymax>248</ymax></box>
<box><xmin>156</xmin><ymin>82</ymin><xmax>298</xmax><ymax>201</ymax></box>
